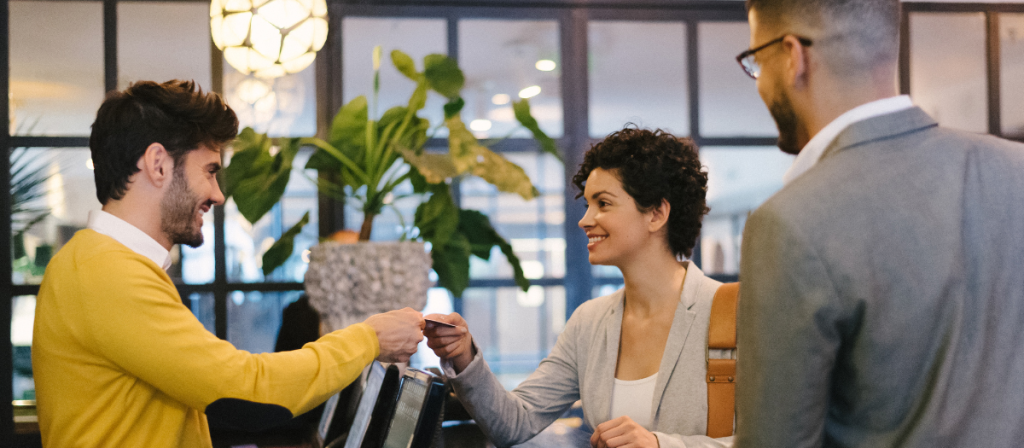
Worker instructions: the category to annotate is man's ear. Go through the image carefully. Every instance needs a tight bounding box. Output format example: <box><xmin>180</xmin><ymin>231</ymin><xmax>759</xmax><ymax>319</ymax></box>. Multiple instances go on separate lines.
<box><xmin>783</xmin><ymin>35</ymin><xmax>810</xmax><ymax>89</ymax></box>
<box><xmin>137</xmin><ymin>143</ymin><xmax>174</xmax><ymax>188</ymax></box>
<box><xmin>649</xmin><ymin>198</ymin><xmax>671</xmax><ymax>233</ymax></box>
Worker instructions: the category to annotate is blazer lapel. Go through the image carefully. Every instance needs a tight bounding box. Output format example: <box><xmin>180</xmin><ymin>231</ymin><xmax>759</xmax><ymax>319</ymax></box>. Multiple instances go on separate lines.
<box><xmin>821</xmin><ymin>106</ymin><xmax>939</xmax><ymax>161</ymax></box>
<box><xmin>591</xmin><ymin>292</ymin><xmax>624</xmax><ymax>423</ymax></box>
<box><xmin>650</xmin><ymin>263</ymin><xmax>701</xmax><ymax>421</ymax></box>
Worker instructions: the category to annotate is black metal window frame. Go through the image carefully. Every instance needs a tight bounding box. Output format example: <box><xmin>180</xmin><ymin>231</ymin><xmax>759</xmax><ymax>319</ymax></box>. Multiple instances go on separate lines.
<box><xmin>4</xmin><ymin>1</ymin><xmax>1023</xmax><ymax>444</ymax></box>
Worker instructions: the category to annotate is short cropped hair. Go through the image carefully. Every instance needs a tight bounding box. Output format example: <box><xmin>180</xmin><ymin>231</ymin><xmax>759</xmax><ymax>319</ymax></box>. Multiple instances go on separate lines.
<box><xmin>747</xmin><ymin>0</ymin><xmax>900</xmax><ymax>73</ymax></box>
<box><xmin>89</xmin><ymin>80</ymin><xmax>238</xmax><ymax>204</ymax></box>
<box><xmin>572</xmin><ymin>127</ymin><xmax>709</xmax><ymax>259</ymax></box>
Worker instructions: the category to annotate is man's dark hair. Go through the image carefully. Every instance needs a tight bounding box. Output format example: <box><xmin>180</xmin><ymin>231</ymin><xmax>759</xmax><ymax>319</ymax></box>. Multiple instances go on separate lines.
<box><xmin>572</xmin><ymin>126</ymin><xmax>709</xmax><ymax>259</ymax></box>
<box><xmin>89</xmin><ymin>79</ymin><xmax>238</xmax><ymax>204</ymax></box>
<box><xmin>746</xmin><ymin>0</ymin><xmax>900</xmax><ymax>73</ymax></box>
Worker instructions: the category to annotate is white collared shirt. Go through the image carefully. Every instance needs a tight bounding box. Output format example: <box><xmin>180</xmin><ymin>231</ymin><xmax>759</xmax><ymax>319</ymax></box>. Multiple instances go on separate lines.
<box><xmin>783</xmin><ymin>95</ymin><xmax>914</xmax><ymax>185</ymax></box>
<box><xmin>87</xmin><ymin>210</ymin><xmax>173</xmax><ymax>271</ymax></box>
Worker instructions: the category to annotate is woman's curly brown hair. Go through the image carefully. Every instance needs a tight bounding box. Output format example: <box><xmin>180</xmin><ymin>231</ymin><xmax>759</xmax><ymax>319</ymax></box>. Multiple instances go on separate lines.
<box><xmin>572</xmin><ymin>126</ymin><xmax>709</xmax><ymax>259</ymax></box>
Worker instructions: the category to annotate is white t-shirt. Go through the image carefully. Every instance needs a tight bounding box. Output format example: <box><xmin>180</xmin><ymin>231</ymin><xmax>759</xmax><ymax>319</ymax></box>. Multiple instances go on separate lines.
<box><xmin>609</xmin><ymin>372</ymin><xmax>658</xmax><ymax>429</ymax></box>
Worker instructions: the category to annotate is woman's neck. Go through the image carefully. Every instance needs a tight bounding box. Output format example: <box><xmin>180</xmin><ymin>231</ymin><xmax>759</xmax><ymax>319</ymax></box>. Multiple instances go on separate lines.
<box><xmin>620</xmin><ymin>251</ymin><xmax>688</xmax><ymax>318</ymax></box>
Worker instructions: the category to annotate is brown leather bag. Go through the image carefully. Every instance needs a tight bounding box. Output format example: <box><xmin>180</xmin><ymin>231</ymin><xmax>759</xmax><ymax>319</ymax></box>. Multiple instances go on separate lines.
<box><xmin>706</xmin><ymin>282</ymin><xmax>740</xmax><ymax>438</ymax></box>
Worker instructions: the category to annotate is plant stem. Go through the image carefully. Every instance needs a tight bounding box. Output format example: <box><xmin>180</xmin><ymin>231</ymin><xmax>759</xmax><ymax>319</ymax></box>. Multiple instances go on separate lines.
<box><xmin>359</xmin><ymin>213</ymin><xmax>376</xmax><ymax>241</ymax></box>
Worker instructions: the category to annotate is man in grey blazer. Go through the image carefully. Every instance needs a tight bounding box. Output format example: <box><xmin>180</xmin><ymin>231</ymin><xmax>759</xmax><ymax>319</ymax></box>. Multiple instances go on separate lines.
<box><xmin>735</xmin><ymin>0</ymin><xmax>1024</xmax><ymax>446</ymax></box>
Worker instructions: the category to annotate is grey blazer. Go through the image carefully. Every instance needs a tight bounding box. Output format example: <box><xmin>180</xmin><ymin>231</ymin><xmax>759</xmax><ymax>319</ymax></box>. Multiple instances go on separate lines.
<box><xmin>737</xmin><ymin>107</ymin><xmax>1024</xmax><ymax>447</ymax></box>
<box><xmin>445</xmin><ymin>262</ymin><xmax>734</xmax><ymax>448</ymax></box>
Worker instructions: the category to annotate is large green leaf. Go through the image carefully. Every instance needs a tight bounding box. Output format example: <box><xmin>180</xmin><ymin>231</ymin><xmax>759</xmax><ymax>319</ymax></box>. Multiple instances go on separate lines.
<box><xmin>513</xmin><ymin>99</ymin><xmax>562</xmax><ymax>161</ymax></box>
<box><xmin>226</xmin><ymin>135</ymin><xmax>303</xmax><ymax>224</ymax></box>
<box><xmin>261</xmin><ymin>211</ymin><xmax>310</xmax><ymax>277</ymax></box>
<box><xmin>470</xmin><ymin>146</ymin><xmax>540</xmax><ymax>200</ymax></box>
<box><xmin>328</xmin><ymin>96</ymin><xmax>369</xmax><ymax>164</ymax></box>
<box><xmin>443</xmin><ymin>97</ymin><xmax>465</xmax><ymax>119</ymax></box>
<box><xmin>457</xmin><ymin>210</ymin><xmax>530</xmax><ymax>292</ymax></box>
<box><xmin>431</xmin><ymin>232</ymin><xmax>471</xmax><ymax>298</ymax></box>
<box><xmin>423</xmin><ymin>54</ymin><xmax>464</xmax><ymax>98</ymax></box>
<box><xmin>391</xmin><ymin>49</ymin><xmax>419</xmax><ymax>81</ymax></box>
<box><xmin>399</xmin><ymin>148</ymin><xmax>459</xmax><ymax>184</ymax></box>
<box><xmin>224</xmin><ymin>128</ymin><xmax>271</xmax><ymax>199</ymax></box>
<box><xmin>414</xmin><ymin>186</ymin><xmax>459</xmax><ymax>249</ymax></box>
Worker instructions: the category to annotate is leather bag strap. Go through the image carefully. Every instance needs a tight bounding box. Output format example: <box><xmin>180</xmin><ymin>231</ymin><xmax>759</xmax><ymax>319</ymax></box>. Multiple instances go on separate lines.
<box><xmin>706</xmin><ymin>282</ymin><xmax>740</xmax><ymax>438</ymax></box>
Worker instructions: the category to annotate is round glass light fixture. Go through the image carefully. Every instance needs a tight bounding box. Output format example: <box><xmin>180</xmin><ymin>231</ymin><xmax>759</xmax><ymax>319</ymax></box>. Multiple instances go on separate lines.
<box><xmin>210</xmin><ymin>0</ymin><xmax>328</xmax><ymax>79</ymax></box>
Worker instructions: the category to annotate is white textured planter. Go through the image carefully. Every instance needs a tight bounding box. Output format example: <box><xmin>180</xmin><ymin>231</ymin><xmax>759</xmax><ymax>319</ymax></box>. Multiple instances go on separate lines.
<box><xmin>304</xmin><ymin>241</ymin><xmax>432</xmax><ymax>331</ymax></box>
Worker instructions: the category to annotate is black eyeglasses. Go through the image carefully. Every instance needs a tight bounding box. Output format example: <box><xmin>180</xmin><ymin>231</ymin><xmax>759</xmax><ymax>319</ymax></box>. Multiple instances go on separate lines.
<box><xmin>735</xmin><ymin>35</ymin><xmax>813</xmax><ymax>80</ymax></box>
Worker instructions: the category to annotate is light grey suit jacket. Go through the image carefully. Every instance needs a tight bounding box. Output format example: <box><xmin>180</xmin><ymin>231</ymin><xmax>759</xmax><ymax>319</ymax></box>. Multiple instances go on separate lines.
<box><xmin>445</xmin><ymin>263</ymin><xmax>734</xmax><ymax>448</ymax></box>
<box><xmin>737</xmin><ymin>107</ymin><xmax>1024</xmax><ymax>447</ymax></box>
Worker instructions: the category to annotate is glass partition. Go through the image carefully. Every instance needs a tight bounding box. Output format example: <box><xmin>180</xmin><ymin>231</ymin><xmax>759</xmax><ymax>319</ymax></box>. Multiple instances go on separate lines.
<box><xmin>342</xmin><ymin>17</ymin><xmax>448</xmax><ymax>131</ymax></box>
<box><xmin>227</xmin><ymin>290</ymin><xmax>305</xmax><ymax>354</ymax></box>
<box><xmin>589</xmin><ymin>21</ymin><xmax>688</xmax><ymax>138</ymax></box>
<box><xmin>459</xmin><ymin>19</ymin><xmax>563</xmax><ymax>138</ymax></box>
<box><xmin>910</xmin><ymin>12</ymin><xmax>988</xmax><ymax>133</ymax></box>
<box><xmin>1001</xmin><ymin>13</ymin><xmax>1024</xmax><ymax>137</ymax></box>
<box><xmin>461</xmin><ymin>286</ymin><xmax>566</xmax><ymax>387</ymax></box>
<box><xmin>698</xmin><ymin>22</ymin><xmax>777</xmax><ymax>137</ymax></box>
<box><xmin>117</xmin><ymin>2</ymin><xmax>212</xmax><ymax>91</ymax></box>
<box><xmin>700</xmin><ymin>146</ymin><xmax>793</xmax><ymax>275</ymax></box>
<box><xmin>9</xmin><ymin>1</ymin><xmax>105</xmax><ymax>136</ymax></box>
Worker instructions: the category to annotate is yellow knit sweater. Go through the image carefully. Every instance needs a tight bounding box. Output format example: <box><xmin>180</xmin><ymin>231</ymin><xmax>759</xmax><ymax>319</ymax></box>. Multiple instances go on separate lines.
<box><xmin>33</xmin><ymin>229</ymin><xmax>379</xmax><ymax>448</ymax></box>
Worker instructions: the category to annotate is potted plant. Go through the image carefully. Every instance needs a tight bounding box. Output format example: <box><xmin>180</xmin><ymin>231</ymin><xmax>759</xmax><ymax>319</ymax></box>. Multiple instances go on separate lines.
<box><xmin>224</xmin><ymin>47</ymin><xmax>559</xmax><ymax>329</ymax></box>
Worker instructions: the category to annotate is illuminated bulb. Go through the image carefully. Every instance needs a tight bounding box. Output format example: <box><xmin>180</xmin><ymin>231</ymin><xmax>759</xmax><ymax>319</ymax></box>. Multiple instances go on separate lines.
<box><xmin>469</xmin><ymin>119</ymin><xmax>492</xmax><ymax>132</ymax></box>
<box><xmin>518</xmin><ymin>85</ymin><xmax>541</xmax><ymax>99</ymax></box>
<box><xmin>85</xmin><ymin>159</ymin><xmax>95</xmax><ymax>170</ymax></box>
<box><xmin>491</xmin><ymin>93</ymin><xmax>511</xmax><ymax>105</ymax></box>
<box><xmin>535</xmin><ymin>59</ymin><xmax>556</xmax><ymax>71</ymax></box>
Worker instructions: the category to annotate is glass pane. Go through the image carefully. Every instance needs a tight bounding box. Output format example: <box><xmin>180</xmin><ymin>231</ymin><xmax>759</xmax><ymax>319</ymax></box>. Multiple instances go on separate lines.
<box><xmin>700</xmin><ymin>146</ymin><xmax>794</xmax><ymax>275</ymax></box>
<box><xmin>11</xmin><ymin>148</ymin><xmax>100</xmax><ymax>284</ymax></box>
<box><xmin>223</xmin><ymin>62</ymin><xmax>317</xmax><ymax>137</ymax></box>
<box><xmin>461</xmin><ymin>286</ymin><xmax>566</xmax><ymax>389</ymax></box>
<box><xmin>342</xmin><ymin>18</ymin><xmax>447</xmax><ymax>133</ymax></box>
<box><xmin>117</xmin><ymin>2</ymin><xmax>212</xmax><ymax>91</ymax></box>
<box><xmin>910</xmin><ymin>12</ymin><xmax>987</xmax><ymax>133</ymax></box>
<box><xmin>699</xmin><ymin>22</ymin><xmax>777</xmax><ymax>137</ymax></box>
<box><xmin>459</xmin><ymin>19</ymin><xmax>563</xmax><ymax>138</ymax></box>
<box><xmin>227</xmin><ymin>290</ymin><xmax>304</xmax><ymax>354</ymax></box>
<box><xmin>185</xmin><ymin>292</ymin><xmax>216</xmax><ymax>335</ymax></box>
<box><xmin>10</xmin><ymin>148</ymin><xmax>216</xmax><ymax>285</ymax></box>
<box><xmin>12</xmin><ymin>295</ymin><xmax>36</xmax><ymax>400</ymax></box>
<box><xmin>225</xmin><ymin>150</ymin><xmax>318</xmax><ymax>282</ymax></box>
<box><xmin>10</xmin><ymin>1</ymin><xmax>104</xmax><ymax>136</ymax></box>
<box><xmin>589</xmin><ymin>21</ymin><xmax>688</xmax><ymax>138</ymax></box>
<box><xmin>1001</xmin><ymin>13</ymin><xmax>1024</xmax><ymax>136</ymax></box>
<box><xmin>459</xmin><ymin>153</ymin><xmax>565</xmax><ymax>280</ymax></box>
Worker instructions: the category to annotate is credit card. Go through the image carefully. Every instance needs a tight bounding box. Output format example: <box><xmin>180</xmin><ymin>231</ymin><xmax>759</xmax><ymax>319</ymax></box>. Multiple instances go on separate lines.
<box><xmin>424</xmin><ymin>318</ymin><xmax>456</xmax><ymax>328</ymax></box>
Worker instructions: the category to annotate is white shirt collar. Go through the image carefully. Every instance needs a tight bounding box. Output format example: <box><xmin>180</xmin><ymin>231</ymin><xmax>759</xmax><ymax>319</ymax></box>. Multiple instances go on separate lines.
<box><xmin>783</xmin><ymin>95</ymin><xmax>914</xmax><ymax>185</ymax></box>
<box><xmin>87</xmin><ymin>210</ymin><xmax>173</xmax><ymax>271</ymax></box>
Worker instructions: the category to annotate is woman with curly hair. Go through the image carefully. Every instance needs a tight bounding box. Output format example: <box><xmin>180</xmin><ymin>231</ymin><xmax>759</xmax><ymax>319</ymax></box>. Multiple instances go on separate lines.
<box><xmin>424</xmin><ymin>127</ymin><xmax>732</xmax><ymax>448</ymax></box>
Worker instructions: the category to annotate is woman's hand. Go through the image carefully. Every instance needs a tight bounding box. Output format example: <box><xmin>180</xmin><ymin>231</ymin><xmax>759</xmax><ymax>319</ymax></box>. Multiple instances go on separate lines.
<box><xmin>590</xmin><ymin>416</ymin><xmax>659</xmax><ymax>448</ymax></box>
<box><xmin>423</xmin><ymin>313</ymin><xmax>474</xmax><ymax>373</ymax></box>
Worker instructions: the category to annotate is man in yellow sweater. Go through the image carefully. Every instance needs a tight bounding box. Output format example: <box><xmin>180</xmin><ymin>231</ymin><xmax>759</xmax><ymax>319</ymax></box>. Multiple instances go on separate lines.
<box><xmin>32</xmin><ymin>80</ymin><xmax>426</xmax><ymax>448</ymax></box>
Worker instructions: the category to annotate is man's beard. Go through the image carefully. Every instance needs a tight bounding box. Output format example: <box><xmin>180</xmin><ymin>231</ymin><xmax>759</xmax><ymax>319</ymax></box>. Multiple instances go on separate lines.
<box><xmin>769</xmin><ymin>87</ymin><xmax>801</xmax><ymax>155</ymax></box>
<box><xmin>161</xmin><ymin>167</ymin><xmax>206</xmax><ymax>248</ymax></box>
